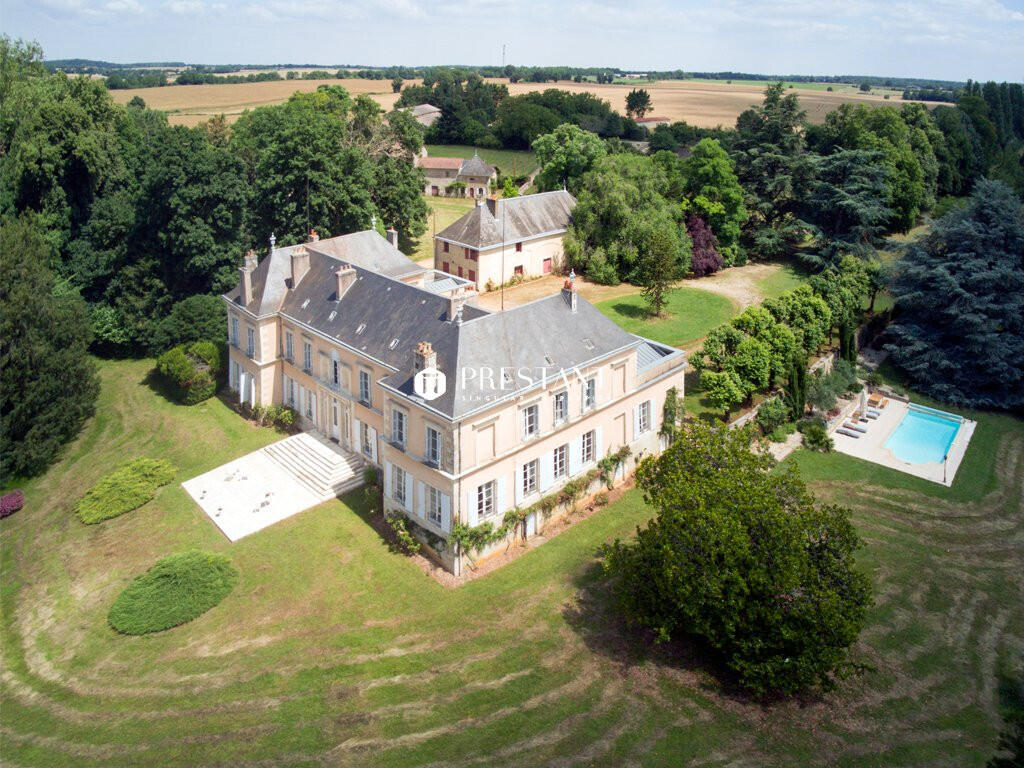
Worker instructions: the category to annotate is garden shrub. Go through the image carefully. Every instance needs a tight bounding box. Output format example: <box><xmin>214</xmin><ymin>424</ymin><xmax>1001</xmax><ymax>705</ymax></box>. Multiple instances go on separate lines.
<box><xmin>801</xmin><ymin>422</ymin><xmax>834</xmax><ymax>452</ymax></box>
<box><xmin>75</xmin><ymin>458</ymin><xmax>176</xmax><ymax>524</ymax></box>
<box><xmin>768</xmin><ymin>422</ymin><xmax>797</xmax><ymax>443</ymax></box>
<box><xmin>155</xmin><ymin>341</ymin><xmax>223</xmax><ymax>405</ymax></box>
<box><xmin>385</xmin><ymin>512</ymin><xmax>421</xmax><ymax>555</ymax></box>
<box><xmin>108</xmin><ymin>550</ymin><xmax>238</xmax><ymax>635</ymax></box>
<box><xmin>1</xmin><ymin>489</ymin><xmax>25</xmax><ymax>519</ymax></box>
<box><xmin>755</xmin><ymin>396</ymin><xmax>790</xmax><ymax>435</ymax></box>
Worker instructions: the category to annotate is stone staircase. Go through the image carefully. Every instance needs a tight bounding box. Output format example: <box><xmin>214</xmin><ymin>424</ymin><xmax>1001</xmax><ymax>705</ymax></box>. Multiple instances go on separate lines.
<box><xmin>262</xmin><ymin>432</ymin><xmax>364</xmax><ymax>500</ymax></box>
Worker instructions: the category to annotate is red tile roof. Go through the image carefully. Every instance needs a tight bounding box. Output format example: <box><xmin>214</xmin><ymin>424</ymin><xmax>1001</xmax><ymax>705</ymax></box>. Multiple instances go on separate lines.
<box><xmin>419</xmin><ymin>156</ymin><xmax>464</xmax><ymax>170</ymax></box>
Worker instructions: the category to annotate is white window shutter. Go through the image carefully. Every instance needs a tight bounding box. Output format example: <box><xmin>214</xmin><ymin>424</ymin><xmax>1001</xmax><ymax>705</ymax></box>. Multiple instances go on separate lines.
<box><xmin>383</xmin><ymin>460</ymin><xmax>392</xmax><ymax>499</ymax></box>
<box><xmin>238</xmin><ymin>372</ymin><xmax>245</xmax><ymax>403</ymax></box>
<box><xmin>513</xmin><ymin>464</ymin><xmax>523</xmax><ymax>505</ymax></box>
<box><xmin>496</xmin><ymin>477</ymin><xmax>507</xmax><ymax>517</ymax></box>
<box><xmin>595</xmin><ymin>426</ymin><xmax>604</xmax><ymax>457</ymax></box>
<box><xmin>648</xmin><ymin>399</ymin><xmax>655</xmax><ymax>432</ymax></box>
<box><xmin>596</xmin><ymin>367</ymin><xmax>604</xmax><ymax>404</ymax></box>
<box><xmin>417</xmin><ymin>481</ymin><xmax>425</xmax><ymax>518</ymax></box>
<box><xmin>441</xmin><ymin>493</ymin><xmax>451</xmax><ymax>532</ymax></box>
<box><xmin>632</xmin><ymin>405</ymin><xmax>640</xmax><ymax>440</ymax></box>
<box><xmin>466</xmin><ymin>489</ymin><xmax>478</xmax><ymax>526</ymax></box>
<box><xmin>353</xmin><ymin>418</ymin><xmax>362</xmax><ymax>453</ymax></box>
<box><xmin>404</xmin><ymin>472</ymin><xmax>412</xmax><ymax>512</ymax></box>
<box><xmin>539</xmin><ymin>452</ymin><xmax>554</xmax><ymax>491</ymax></box>
<box><xmin>569</xmin><ymin>436</ymin><xmax>582</xmax><ymax>476</ymax></box>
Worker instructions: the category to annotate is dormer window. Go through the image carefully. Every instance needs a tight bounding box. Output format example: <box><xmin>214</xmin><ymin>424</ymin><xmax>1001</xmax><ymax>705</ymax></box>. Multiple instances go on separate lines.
<box><xmin>301</xmin><ymin>298</ymin><xmax>310</xmax><ymax>309</ymax></box>
<box><xmin>583</xmin><ymin>338</ymin><xmax>595</xmax><ymax>350</ymax></box>
<box><xmin>388</xmin><ymin>338</ymin><xmax>399</xmax><ymax>350</ymax></box>
<box><xmin>356</xmin><ymin>323</ymin><xmax>366</xmax><ymax>335</ymax></box>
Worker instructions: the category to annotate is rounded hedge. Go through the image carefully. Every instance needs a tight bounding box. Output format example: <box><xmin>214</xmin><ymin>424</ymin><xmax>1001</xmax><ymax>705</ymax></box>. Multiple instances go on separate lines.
<box><xmin>108</xmin><ymin>550</ymin><xmax>238</xmax><ymax>635</ymax></box>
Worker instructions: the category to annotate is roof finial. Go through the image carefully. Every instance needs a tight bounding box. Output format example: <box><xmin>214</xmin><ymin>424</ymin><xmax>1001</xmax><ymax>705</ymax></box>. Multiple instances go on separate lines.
<box><xmin>371</xmin><ymin>213</ymin><xmax>377</xmax><ymax>231</ymax></box>
<box><xmin>569</xmin><ymin>268</ymin><xmax>576</xmax><ymax>286</ymax></box>
<box><xmin>269</xmin><ymin>232</ymin><xmax>276</xmax><ymax>252</ymax></box>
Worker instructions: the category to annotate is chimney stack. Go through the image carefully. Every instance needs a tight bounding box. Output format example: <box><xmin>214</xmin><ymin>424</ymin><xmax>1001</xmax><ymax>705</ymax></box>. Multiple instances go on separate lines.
<box><xmin>290</xmin><ymin>244</ymin><xmax>310</xmax><ymax>288</ymax></box>
<box><xmin>562</xmin><ymin>269</ymin><xmax>578</xmax><ymax>313</ymax></box>
<box><xmin>486</xmin><ymin>196</ymin><xmax>498</xmax><ymax>216</ymax></box>
<box><xmin>308</xmin><ymin>229</ymin><xmax>319</xmax><ymax>242</ymax></box>
<box><xmin>240</xmin><ymin>249</ymin><xmax>257</xmax><ymax>305</ymax></box>
<box><xmin>414</xmin><ymin>341</ymin><xmax>437</xmax><ymax>372</ymax></box>
<box><xmin>448</xmin><ymin>294</ymin><xmax>465</xmax><ymax>325</ymax></box>
<box><xmin>335</xmin><ymin>263</ymin><xmax>356</xmax><ymax>300</ymax></box>
<box><xmin>386</xmin><ymin>227</ymin><xmax>398</xmax><ymax>248</ymax></box>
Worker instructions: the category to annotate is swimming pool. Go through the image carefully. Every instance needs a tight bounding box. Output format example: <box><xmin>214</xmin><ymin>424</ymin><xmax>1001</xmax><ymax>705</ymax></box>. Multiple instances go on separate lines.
<box><xmin>884</xmin><ymin>404</ymin><xmax>963</xmax><ymax>464</ymax></box>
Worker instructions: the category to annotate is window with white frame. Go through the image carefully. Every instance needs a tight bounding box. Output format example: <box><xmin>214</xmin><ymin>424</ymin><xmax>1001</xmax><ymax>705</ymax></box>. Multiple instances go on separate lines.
<box><xmin>359</xmin><ymin>370</ymin><xmax>371</xmax><ymax>405</ymax></box>
<box><xmin>522</xmin><ymin>459</ymin><xmax>538</xmax><ymax>496</ymax></box>
<box><xmin>332</xmin><ymin>359</ymin><xmax>340</xmax><ymax>386</ymax></box>
<box><xmin>285</xmin><ymin>331</ymin><xmax>294</xmax><ymax>362</ymax></box>
<box><xmin>477</xmin><ymin>481</ymin><xmax>495</xmax><ymax>519</ymax></box>
<box><xmin>392</xmin><ymin>408</ymin><xmax>407</xmax><ymax>447</ymax></box>
<box><xmin>302</xmin><ymin>341</ymin><xmax>312</xmax><ymax>372</ymax></box>
<box><xmin>522</xmin><ymin>404</ymin><xmax>539</xmax><ymax>439</ymax></box>
<box><xmin>392</xmin><ymin>464</ymin><xmax>407</xmax><ymax>506</ymax></box>
<box><xmin>246</xmin><ymin>327</ymin><xmax>256</xmax><ymax>358</ymax></box>
<box><xmin>230</xmin><ymin>360</ymin><xmax>239</xmax><ymax>389</ymax></box>
<box><xmin>583</xmin><ymin>377</ymin><xmax>596</xmax><ymax>411</ymax></box>
<box><xmin>425</xmin><ymin>426</ymin><xmax>442</xmax><ymax>465</ymax></box>
<box><xmin>361</xmin><ymin>422</ymin><xmax>372</xmax><ymax>457</ymax></box>
<box><xmin>427</xmin><ymin>486</ymin><xmax>443</xmax><ymax>526</ymax></box>
<box><xmin>638</xmin><ymin>400</ymin><xmax>651</xmax><ymax>433</ymax></box>
<box><xmin>553</xmin><ymin>391</ymin><xmax>568</xmax><ymax>424</ymax></box>
<box><xmin>582</xmin><ymin>430</ymin><xmax>595</xmax><ymax>463</ymax></box>
<box><xmin>305</xmin><ymin>390</ymin><xmax>314</xmax><ymax>419</ymax></box>
<box><xmin>554</xmin><ymin>444</ymin><xmax>568</xmax><ymax>478</ymax></box>
<box><xmin>230</xmin><ymin>316</ymin><xmax>239</xmax><ymax>346</ymax></box>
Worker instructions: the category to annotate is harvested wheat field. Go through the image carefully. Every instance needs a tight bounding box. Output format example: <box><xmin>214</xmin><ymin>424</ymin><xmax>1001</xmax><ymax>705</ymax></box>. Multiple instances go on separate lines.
<box><xmin>111</xmin><ymin>76</ymin><xmax>939</xmax><ymax>128</ymax></box>
<box><xmin>499</xmin><ymin>79</ymin><xmax>939</xmax><ymax>127</ymax></box>
<box><xmin>109</xmin><ymin>78</ymin><xmax>416</xmax><ymax>126</ymax></box>
<box><xmin>1</xmin><ymin>357</ymin><xmax>1020</xmax><ymax>767</ymax></box>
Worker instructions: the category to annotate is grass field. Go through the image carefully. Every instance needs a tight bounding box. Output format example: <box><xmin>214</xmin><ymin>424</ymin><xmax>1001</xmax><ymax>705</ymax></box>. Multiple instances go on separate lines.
<box><xmin>424</xmin><ymin>144</ymin><xmax>537</xmax><ymax>176</ymax></box>
<box><xmin>1</xmin><ymin>357</ymin><xmax>1019</xmax><ymax>766</ymax></box>
<box><xmin>110</xmin><ymin>77</ymin><xmax>939</xmax><ymax>129</ymax></box>
<box><xmin>412</xmin><ymin>196</ymin><xmax>476</xmax><ymax>264</ymax></box>
<box><xmin>594</xmin><ymin>287</ymin><xmax>737</xmax><ymax>348</ymax></box>
<box><xmin>755</xmin><ymin>262</ymin><xmax>810</xmax><ymax>299</ymax></box>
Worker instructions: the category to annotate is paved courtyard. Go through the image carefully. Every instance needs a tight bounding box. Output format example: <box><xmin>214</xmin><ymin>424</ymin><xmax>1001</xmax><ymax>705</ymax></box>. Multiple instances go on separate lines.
<box><xmin>183</xmin><ymin>432</ymin><xmax>363</xmax><ymax>541</ymax></box>
<box><xmin>831</xmin><ymin>398</ymin><xmax>976</xmax><ymax>487</ymax></box>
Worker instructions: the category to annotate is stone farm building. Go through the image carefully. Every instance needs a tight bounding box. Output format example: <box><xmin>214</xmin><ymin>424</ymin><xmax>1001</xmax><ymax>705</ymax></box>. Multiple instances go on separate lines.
<box><xmin>224</xmin><ymin>227</ymin><xmax>685</xmax><ymax>574</ymax></box>
<box><xmin>434</xmin><ymin>190</ymin><xmax>575</xmax><ymax>291</ymax></box>
<box><xmin>417</xmin><ymin>151</ymin><xmax>497</xmax><ymax>197</ymax></box>
<box><xmin>408</xmin><ymin>103</ymin><xmax>441</xmax><ymax>128</ymax></box>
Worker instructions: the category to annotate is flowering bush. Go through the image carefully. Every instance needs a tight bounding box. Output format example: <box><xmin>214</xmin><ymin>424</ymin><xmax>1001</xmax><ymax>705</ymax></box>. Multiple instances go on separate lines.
<box><xmin>687</xmin><ymin>215</ymin><xmax>724</xmax><ymax>277</ymax></box>
<box><xmin>1</xmin><ymin>490</ymin><xmax>25</xmax><ymax>519</ymax></box>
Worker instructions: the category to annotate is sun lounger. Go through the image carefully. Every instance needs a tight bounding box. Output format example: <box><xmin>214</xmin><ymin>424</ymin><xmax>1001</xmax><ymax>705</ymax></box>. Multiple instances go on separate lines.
<box><xmin>836</xmin><ymin>428</ymin><xmax>860</xmax><ymax>438</ymax></box>
<box><xmin>864</xmin><ymin>411</ymin><xmax>879</xmax><ymax>420</ymax></box>
<box><xmin>844</xmin><ymin>422</ymin><xmax>868</xmax><ymax>433</ymax></box>
<box><xmin>880</xmin><ymin>398</ymin><xmax>890</xmax><ymax>408</ymax></box>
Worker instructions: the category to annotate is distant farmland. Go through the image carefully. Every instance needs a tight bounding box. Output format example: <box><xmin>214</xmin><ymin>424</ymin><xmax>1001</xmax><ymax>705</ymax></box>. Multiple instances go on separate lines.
<box><xmin>110</xmin><ymin>76</ymin><xmax>938</xmax><ymax>128</ymax></box>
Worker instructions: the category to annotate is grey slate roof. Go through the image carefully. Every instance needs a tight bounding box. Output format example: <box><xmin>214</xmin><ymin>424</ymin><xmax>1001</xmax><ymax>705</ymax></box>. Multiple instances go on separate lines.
<box><xmin>435</xmin><ymin>190</ymin><xmax>576</xmax><ymax>250</ymax></box>
<box><xmin>225</xmin><ymin>231</ymin><xmax>424</xmax><ymax>316</ymax></box>
<box><xmin>225</xmin><ymin>229</ymin><xmax>676</xmax><ymax>420</ymax></box>
<box><xmin>381</xmin><ymin>291</ymin><xmax>641</xmax><ymax>419</ymax></box>
<box><xmin>458</xmin><ymin>152</ymin><xmax>495</xmax><ymax>178</ymax></box>
<box><xmin>636</xmin><ymin>338</ymin><xmax>685</xmax><ymax>373</ymax></box>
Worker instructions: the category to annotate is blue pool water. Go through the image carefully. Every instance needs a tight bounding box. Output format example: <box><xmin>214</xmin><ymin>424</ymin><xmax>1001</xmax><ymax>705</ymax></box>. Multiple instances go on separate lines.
<box><xmin>884</xmin><ymin>404</ymin><xmax>963</xmax><ymax>464</ymax></box>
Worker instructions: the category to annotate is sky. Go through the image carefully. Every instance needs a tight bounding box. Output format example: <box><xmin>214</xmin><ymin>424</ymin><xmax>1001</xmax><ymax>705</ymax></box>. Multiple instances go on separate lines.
<box><xmin>3</xmin><ymin>0</ymin><xmax>1023</xmax><ymax>82</ymax></box>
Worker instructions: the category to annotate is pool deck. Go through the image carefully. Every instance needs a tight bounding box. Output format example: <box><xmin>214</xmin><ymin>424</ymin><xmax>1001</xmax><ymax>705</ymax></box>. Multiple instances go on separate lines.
<box><xmin>830</xmin><ymin>395</ymin><xmax>976</xmax><ymax>487</ymax></box>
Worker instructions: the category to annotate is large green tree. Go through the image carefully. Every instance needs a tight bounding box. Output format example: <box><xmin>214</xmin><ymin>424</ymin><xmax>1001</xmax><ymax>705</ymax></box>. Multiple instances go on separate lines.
<box><xmin>679</xmin><ymin>138</ymin><xmax>748</xmax><ymax>265</ymax></box>
<box><xmin>732</xmin><ymin>83</ymin><xmax>814</xmax><ymax>259</ymax></box>
<box><xmin>603</xmin><ymin>421</ymin><xmax>871</xmax><ymax>696</ymax></box>
<box><xmin>532</xmin><ymin>123</ymin><xmax>606</xmax><ymax>192</ymax></box>
<box><xmin>1</xmin><ymin>217</ymin><xmax>99</xmax><ymax>478</ymax></box>
<box><xmin>887</xmin><ymin>180</ymin><xmax>1024</xmax><ymax>409</ymax></box>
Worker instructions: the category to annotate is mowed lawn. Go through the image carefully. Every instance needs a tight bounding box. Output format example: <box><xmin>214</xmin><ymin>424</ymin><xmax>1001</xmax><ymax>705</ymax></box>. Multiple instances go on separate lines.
<box><xmin>425</xmin><ymin>144</ymin><xmax>537</xmax><ymax>176</ymax></box>
<box><xmin>1</xmin><ymin>358</ymin><xmax>1020</xmax><ymax>767</ymax></box>
<box><xmin>595</xmin><ymin>286</ymin><xmax>737</xmax><ymax>348</ymax></box>
<box><xmin>411</xmin><ymin>196</ymin><xmax>476</xmax><ymax>265</ymax></box>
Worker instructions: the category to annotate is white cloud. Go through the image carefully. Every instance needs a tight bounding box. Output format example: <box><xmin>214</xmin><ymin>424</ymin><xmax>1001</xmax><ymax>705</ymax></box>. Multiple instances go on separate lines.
<box><xmin>165</xmin><ymin>0</ymin><xmax>205</xmax><ymax>13</ymax></box>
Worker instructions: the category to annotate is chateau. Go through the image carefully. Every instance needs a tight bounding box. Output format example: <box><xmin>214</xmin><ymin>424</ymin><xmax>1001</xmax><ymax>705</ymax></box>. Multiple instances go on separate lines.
<box><xmin>224</xmin><ymin>228</ymin><xmax>685</xmax><ymax>573</ymax></box>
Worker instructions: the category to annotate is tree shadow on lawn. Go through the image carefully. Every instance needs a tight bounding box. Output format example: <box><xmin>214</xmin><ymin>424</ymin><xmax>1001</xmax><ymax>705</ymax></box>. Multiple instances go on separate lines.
<box><xmin>561</xmin><ymin>558</ymin><xmax>771</xmax><ymax>706</ymax></box>
<box><xmin>141</xmin><ymin>366</ymin><xmax>181</xmax><ymax>404</ymax></box>
<box><xmin>609</xmin><ymin>302</ymin><xmax>660</xmax><ymax>321</ymax></box>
